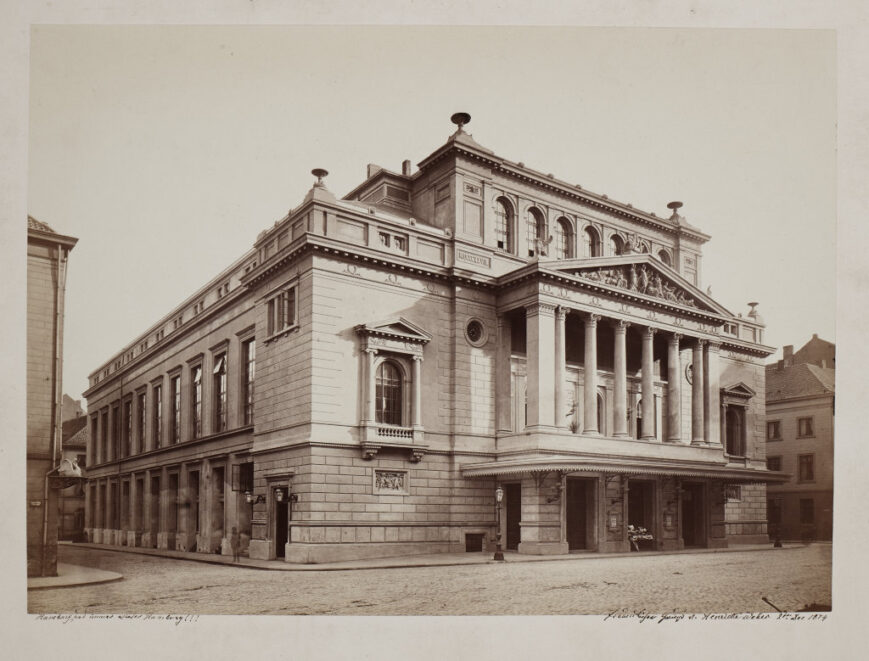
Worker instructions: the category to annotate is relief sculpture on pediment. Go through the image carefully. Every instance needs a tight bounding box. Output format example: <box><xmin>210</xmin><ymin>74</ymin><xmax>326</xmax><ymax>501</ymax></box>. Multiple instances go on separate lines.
<box><xmin>579</xmin><ymin>264</ymin><xmax>697</xmax><ymax>308</ymax></box>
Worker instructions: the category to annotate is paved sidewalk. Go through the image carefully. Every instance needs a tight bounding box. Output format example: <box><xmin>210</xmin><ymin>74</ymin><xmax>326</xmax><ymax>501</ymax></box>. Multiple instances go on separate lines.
<box><xmin>65</xmin><ymin>540</ymin><xmax>805</xmax><ymax>573</ymax></box>
<box><xmin>27</xmin><ymin>562</ymin><xmax>123</xmax><ymax>591</ymax></box>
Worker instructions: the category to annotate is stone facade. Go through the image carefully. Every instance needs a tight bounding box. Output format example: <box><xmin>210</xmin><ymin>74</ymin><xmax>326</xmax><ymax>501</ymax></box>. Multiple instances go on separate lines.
<box><xmin>83</xmin><ymin>116</ymin><xmax>782</xmax><ymax>563</ymax></box>
<box><xmin>27</xmin><ymin>217</ymin><xmax>77</xmax><ymax>576</ymax></box>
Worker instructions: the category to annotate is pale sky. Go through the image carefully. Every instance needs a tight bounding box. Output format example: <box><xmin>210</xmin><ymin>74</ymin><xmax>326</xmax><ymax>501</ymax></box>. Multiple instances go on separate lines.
<box><xmin>27</xmin><ymin>26</ymin><xmax>836</xmax><ymax>405</ymax></box>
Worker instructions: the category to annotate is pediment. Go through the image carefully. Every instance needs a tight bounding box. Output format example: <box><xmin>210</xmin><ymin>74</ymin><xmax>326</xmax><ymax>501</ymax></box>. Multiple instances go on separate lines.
<box><xmin>721</xmin><ymin>382</ymin><xmax>756</xmax><ymax>399</ymax></box>
<box><xmin>354</xmin><ymin>317</ymin><xmax>432</xmax><ymax>344</ymax></box>
<box><xmin>547</xmin><ymin>255</ymin><xmax>731</xmax><ymax>316</ymax></box>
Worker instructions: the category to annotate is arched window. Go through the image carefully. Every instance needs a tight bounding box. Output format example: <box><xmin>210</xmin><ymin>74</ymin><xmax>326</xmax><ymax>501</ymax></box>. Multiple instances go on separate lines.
<box><xmin>554</xmin><ymin>217</ymin><xmax>574</xmax><ymax>259</ymax></box>
<box><xmin>582</xmin><ymin>226</ymin><xmax>602</xmax><ymax>257</ymax></box>
<box><xmin>725</xmin><ymin>407</ymin><xmax>746</xmax><ymax>456</ymax></box>
<box><xmin>658</xmin><ymin>250</ymin><xmax>672</xmax><ymax>266</ymax></box>
<box><xmin>376</xmin><ymin>360</ymin><xmax>403</xmax><ymax>425</ymax></box>
<box><xmin>609</xmin><ymin>234</ymin><xmax>624</xmax><ymax>256</ymax></box>
<box><xmin>526</xmin><ymin>207</ymin><xmax>546</xmax><ymax>257</ymax></box>
<box><xmin>494</xmin><ymin>197</ymin><xmax>514</xmax><ymax>253</ymax></box>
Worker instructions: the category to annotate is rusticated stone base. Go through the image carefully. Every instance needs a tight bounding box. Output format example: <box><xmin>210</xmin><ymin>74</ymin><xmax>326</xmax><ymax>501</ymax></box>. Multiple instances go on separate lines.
<box><xmin>157</xmin><ymin>532</ymin><xmax>175</xmax><ymax>549</ymax></box>
<box><xmin>284</xmin><ymin>541</ymin><xmax>454</xmax><ymax>564</ymax></box>
<box><xmin>517</xmin><ymin>541</ymin><xmax>569</xmax><ymax>555</ymax></box>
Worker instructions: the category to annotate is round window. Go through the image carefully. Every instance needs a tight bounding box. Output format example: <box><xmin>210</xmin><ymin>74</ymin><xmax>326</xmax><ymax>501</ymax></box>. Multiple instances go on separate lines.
<box><xmin>465</xmin><ymin>319</ymin><xmax>486</xmax><ymax>346</ymax></box>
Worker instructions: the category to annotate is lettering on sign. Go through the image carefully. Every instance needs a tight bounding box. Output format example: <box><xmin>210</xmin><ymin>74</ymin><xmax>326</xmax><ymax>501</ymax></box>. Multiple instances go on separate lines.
<box><xmin>456</xmin><ymin>248</ymin><xmax>492</xmax><ymax>268</ymax></box>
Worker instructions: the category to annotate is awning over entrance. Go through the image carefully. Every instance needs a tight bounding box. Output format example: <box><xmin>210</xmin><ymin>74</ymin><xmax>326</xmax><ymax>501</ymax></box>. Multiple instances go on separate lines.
<box><xmin>461</xmin><ymin>455</ymin><xmax>789</xmax><ymax>483</ymax></box>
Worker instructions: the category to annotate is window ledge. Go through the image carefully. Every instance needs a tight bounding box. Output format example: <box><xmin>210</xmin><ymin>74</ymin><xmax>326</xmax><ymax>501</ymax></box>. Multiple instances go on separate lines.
<box><xmin>264</xmin><ymin>323</ymin><xmax>300</xmax><ymax>345</ymax></box>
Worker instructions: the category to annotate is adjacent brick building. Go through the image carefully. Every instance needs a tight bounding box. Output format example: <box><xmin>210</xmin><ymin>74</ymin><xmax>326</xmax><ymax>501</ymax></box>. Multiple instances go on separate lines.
<box><xmin>83</xmin><ymin>115</ymin><xmax>785</xmax><ymax>563</ymax></box>
<box><xmin>27</xmin><ymin>216</ymin><xmax>77</xmax><ymax>576</ymax></box>
<box><xmin>765</xmin><ymin>336</ymin><xmax>835</xmax><ymax>541</ymax></box>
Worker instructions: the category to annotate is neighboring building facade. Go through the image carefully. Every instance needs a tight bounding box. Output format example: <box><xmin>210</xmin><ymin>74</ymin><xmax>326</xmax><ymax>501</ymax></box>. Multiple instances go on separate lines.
<box><xmin>765</xmin><ymin>336</ymin><xmax>835</xmax><ymax>541</ymax></box>
<box><xmin>58</xmin><ymin>415</ymin><xmax>88</xmax><ymax>541</ymax></box>
<box><xmin>27</xmin><ymin>216</ymin><xmax>77</xmax><ymax>576</ymax></box>
<box><xmin>83</xmin><ymin>116</ymin><xmax>784</xmax><ymax>563</ymax></box>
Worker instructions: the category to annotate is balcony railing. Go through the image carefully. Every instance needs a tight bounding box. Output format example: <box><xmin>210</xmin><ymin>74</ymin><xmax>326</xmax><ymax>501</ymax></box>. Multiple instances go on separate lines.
<box><xmin>376</xmin><ymin>425</ymin><xmax>414</xmax><ymax>440</ymax></box>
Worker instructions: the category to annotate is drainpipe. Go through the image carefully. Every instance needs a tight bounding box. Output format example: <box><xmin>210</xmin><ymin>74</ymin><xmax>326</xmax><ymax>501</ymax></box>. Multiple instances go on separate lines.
<box><xmin>43</xmin><ymin>243</ymin><xmax>68</xmax><ymax>575</ymax></box>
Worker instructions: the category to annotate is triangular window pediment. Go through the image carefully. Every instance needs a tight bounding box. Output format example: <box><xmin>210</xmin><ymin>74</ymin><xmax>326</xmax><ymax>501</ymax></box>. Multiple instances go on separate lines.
<box><xmin>355</xmin><ymin>317</ymin><xmax>431</xmax><ymax>354</ymax></box>
<box><xmin>548</xmin><ymin>256</ymin><xmax>728</xmax><ymax>315</ymax></box>
<box><xmin>721</xmin><ymin>382</ymin><xmax>756</xmax><ymax>402</ymax></box>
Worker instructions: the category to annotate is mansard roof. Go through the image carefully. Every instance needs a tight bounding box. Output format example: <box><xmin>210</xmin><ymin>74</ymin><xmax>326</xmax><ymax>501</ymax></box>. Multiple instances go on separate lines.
<box><xmin>354</xmin><ymin>317</ymin><xmax>432</xmax><ymax>344</ymax></box>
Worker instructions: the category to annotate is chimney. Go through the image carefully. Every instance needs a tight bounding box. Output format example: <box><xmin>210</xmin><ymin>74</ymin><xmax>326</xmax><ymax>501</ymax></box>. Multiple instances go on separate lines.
<box><xmin>783</xmin><ymin>345</ymin><xmax>794</xmax><ymax>367</ymax></box>
<box><xmin>402</xmin><ymin>160</ymin><xmax>412</xmax><ymax>176</ymax></box>
<box><xmin>813</xmin><ymin>333</ymin><xmax>818</xmax><ymax>339</ymax></box>
<box><xmin>367</xmin><ymin>164</ymin><xmax>382</xmax><ymax>178</ymax></box>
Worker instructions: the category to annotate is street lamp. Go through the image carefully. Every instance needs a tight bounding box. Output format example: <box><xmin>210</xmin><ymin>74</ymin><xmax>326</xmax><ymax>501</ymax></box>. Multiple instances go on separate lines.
<box><xmin>493</xmin><ymin>485</ymin><xmax>504</xmax><ymax>561</ymax></box>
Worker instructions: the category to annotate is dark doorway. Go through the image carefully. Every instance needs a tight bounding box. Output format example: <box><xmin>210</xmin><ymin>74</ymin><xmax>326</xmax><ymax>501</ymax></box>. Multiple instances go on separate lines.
<box><xmin>275</xmin><ymin>499</ymin><xmax>288</xmax><ymax>559</ymax></box>
<box><xmin>628</xmin><ymin>480</ymin><xmax>655</xmax><ymax>550</ymax></box>
<box><xmin>566</xmin><ymin>479</ymin><xmax>589</xmax><ymax>550</ymax></box>
<box><xmin>505</xmin><ymin>483</ymin><xmax>521</xmax><ymax>550</ymax></box>
<box><xmin>149</xmin><ymin>476</ymin><xmax>160</xmax><ymax>548</ymax></box>
<box><xmin>681</xmin><ymin>482</ymin><xmax>705</xmax><ymax>547</ymax></box>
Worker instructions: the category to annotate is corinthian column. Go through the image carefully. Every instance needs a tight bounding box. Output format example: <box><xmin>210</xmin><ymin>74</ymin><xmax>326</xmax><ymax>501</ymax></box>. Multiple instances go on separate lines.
<box><xmin>582</xmin><ymin>314</ymin><xmax>601</xmax><ymax>434</ymax></box>
<box><xmin>613</xmin><ymin>320</ymin><xmax>630</xmax><ymax>437</ymax></box>
<box><xmin>640</xmin><ymin>327</ymin><xmax>657</xmax><ymax>440</ymax></box>
<box><xmin>667</xmin><ymin>333</ymin><xmax>682</xmax><ymax>442</ymax></box>
<box><xmin>692</xmin><ymin>339</ymin><xmax>705</xmax><ymax>443</ymax></box>
<box><xmin>554</xmin><ymin>307</ymin><xmax>567</xmax><ymax>429</ymax></box>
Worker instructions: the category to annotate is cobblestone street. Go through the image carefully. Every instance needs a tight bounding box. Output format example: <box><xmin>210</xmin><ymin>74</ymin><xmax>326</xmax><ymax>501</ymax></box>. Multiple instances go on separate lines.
<box><xmin>28</xmin><ymin>543</ymin><xmax>832</xmax><ymax>615</ymax></box>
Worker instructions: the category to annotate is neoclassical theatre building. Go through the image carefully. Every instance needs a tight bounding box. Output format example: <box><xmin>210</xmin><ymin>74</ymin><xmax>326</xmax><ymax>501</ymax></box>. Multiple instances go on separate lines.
<box><xmin>83</xmin><ymin>115</ymin><xmax>785</xmax><ymax>562</ymax></box>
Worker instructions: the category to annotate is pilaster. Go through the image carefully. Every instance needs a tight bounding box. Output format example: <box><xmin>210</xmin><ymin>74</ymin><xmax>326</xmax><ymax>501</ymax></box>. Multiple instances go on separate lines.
<box><xmin>526</xmin><ymin>303</ymin><xmax>557</xmax><ymax>429</ymax></box>
<box><xmin>613</xmin><ymin>319</ymin><xmax>630</xmax><ymax>437</ymax></box>
<box><xmin>691</xmin><ymin>340</ymin><xmax>705</xmax><ymax>444</ymax></box>
<box><xmin>495</xmin><ymin>314</ymin><xmax>512</xmax><ymax>433</ymax></box>
<box><xmin>640</xmin><ymin>327</ymin><xmax>656</xmax><ymax>440</ymax></box>
<box><xmin>582</xmin><ymin>314</ymin><xmax>601</xmax><ymax>434</ymax></box>
<box><xmin>667</xmin><ymin>333</ymin><xmax>682</xmax><ymax>442</ymax></box>
<box><xmin>553</xmin><ymin>306</ymin><xmax>568</xmax><ymax>429</ymax></box>
<box><xmin>705</xmin><ymin>342</ymin><xmax>722</xmax><ymax>446</ymax></box>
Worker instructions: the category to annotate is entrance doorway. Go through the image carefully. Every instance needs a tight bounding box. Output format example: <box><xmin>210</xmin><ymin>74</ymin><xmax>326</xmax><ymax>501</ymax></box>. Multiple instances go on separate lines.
<box><xmin>627</xmin><ymin>480</ymin><xmax>655</xmax><ymax>550</ymax></box>
<box><xmin>566</xmin><ymin>478</ymin><xmax>590</xmax><ymax>550</ymax></box>
<box><xmin>505</xmin><ymin>483</ymin><xmax>521</xmax><ymax>550</ymax></box>
<box><xmin>681</xmin><ymin>482</ymin><xmax>706</xmax><ymax>547</ymax></box>
<box><xmin>149</xmin><ymin>476</ymin><xmax>160</xmax><ymax>548</ymax></box>
<box><xmin>275</xmin><ymin>498</ymin><xmax>288</xmax><ymax>559</ymax></box>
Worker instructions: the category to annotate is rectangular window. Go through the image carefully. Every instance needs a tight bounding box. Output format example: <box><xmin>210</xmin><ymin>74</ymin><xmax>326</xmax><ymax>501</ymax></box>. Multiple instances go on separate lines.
<box><xmin>136</xmin><ymin>392</ymin><xmax>146</xmax><ymax>453</ymax></box>
<box><xmin>798</xmin><ymin>454</ymin><xmax>815</xmax><ymax>482</ymax></box>
<box><xmin>236</xmin><ymin>462</ymin><xmax>254</xmax><ymax>493</ymax></box>
<box><xmin>153</xmin><ymin>384</ymin><xmax>163</xmax><ymax>448</ymax></box>
<box><xmin>242</xmin><ymin>338</ymin><xmax>255</xmax><ymax>425</ymax></box>
<box><xmin>766</xmin><ymin>456</ymin><xmax>782</xmax><ymax>472</ymax></box>
<box><xmin>213</xmin><ymin>353</ymin><xmax>227</xmax><ymax>433</ymax></box>
<box><xmin>768</xmin><ymin>497</ymin><xmax>783</xmax><ymax>525</ymax></box>
<box><xmin>90</xmin><ymin>414</ymin><xmax>98</xmax><ymax>462</ymax></box>
<box><xmin>766</xmin><ymin>420</ymin><xmax>781</xmax><ymax>441</ymax></box>
<box><xmin>112</xmin><ymin>403</ymin><xmax>120</xmax><ymax>460</ymax></box>
<box><xmin>123</xmin><ymin>399</ymin><xmax>132</xmax><ymax>458</ymax></box>
<box><xmin>191</xmin><ymin>365</ymin><xmax>202</xmax><ymax>439</ymax></box>
<box><xmin>267</xmin><ymin>287</ymin><xmax>296</xmax><ymax>337</ymax></box>
<box><xmin>725</xmin><ymin>485</ymin><xmax>742</xmax><ymax>502</ymax></box>
<box><xmin>101</xmin><ymin>409</ymin><xmax>109</xmax><ymax>462</ymax></box>
<box><xmin>800</xmin><ymin>498</ymin><xmax>815</xmax><ymax>525</ymax></box>
<box><xmin>797</xmin><ymin>417</ymin><xmax>815</xmax><ymax>438</ymax></box>
<box><xmin>170</xmin><ymin>375</ymin><xmax>181</xmax><ymax>444</ymax></box>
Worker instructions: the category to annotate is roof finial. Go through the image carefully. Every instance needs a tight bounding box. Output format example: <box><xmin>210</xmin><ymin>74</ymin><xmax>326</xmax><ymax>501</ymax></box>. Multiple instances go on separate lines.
<box><xmin>312</xmin><ymin>168</ymin><xmax>329</xmax><ymax>187</ymax></box>
<box><xmin>450</xmin><ymin>112</ymin><xmax>471</xmax><ymax>133</ymax></box>
<box><xmin>667</xmin><ymin>201</ymin><xmax>683</xmax><ymax>223</ymax></box>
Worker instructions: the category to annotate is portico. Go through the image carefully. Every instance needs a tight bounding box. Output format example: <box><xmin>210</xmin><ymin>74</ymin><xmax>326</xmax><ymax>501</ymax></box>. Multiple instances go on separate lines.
<box><xmin>463</xmin><ymin>254</ymin><xmax>783</xmax><ymax>555</ymax></box>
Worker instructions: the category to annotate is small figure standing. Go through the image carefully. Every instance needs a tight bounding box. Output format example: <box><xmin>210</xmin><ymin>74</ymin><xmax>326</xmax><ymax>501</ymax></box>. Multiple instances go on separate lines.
<box><xmin>230</xmin><ymin>526</ymin><xmax>240</xmax><ymax>563</ymax></box>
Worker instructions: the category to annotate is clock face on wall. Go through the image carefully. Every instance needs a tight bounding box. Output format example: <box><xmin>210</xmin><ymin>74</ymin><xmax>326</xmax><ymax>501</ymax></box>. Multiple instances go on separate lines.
<box><xmin>685</xmin><ymin>364</ymin><xmax>694</xmax><ymax>384</ymax></box>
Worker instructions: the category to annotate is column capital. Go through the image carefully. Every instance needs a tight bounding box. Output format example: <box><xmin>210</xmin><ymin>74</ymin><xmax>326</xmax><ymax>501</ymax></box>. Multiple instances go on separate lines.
<box><xmin>695</xmin><ymin>338</ymin><xmax>706</xmax><ymax>348</ymax></box>
<box><xmin>555</xmin><ymin>305</ymin><xmax>568</xmax><ymax>322</ymax></box>
<box><xmin>707</xmin><ymin>341</ymin><xmax>722</xmax><ymax>352</ymax></box>
<box><xmin>527</xmin><ymin>302</ymin><xmax>557</xmax><ymax>317</ymax></box>
<box><xmin>585</xmin><ymin>313</ymin><xmax>602</xmax><ymax>327</ymax></box>
<box><xmin>363</xmin><ymin>347</ymin><xmax>379</xmax><ymax>356</ymax></box>
<box><xmin>612</xmin><ymin>318</ymin><xmax>631</xmax><ymax>332</ymax></box>
<box><xmin>669</xmin><ymin>332</ymin><xmax>682</xmax><ymax>344</ymax></box>
<box><xmin>642</xmin><ymin>326</ymin><xmax>657</xmax><ymax>339</ymax></box>
<box><xmin>411</xmin><ymin>354</ymin><xmax>424</xmax><ymax>363</ymax></box>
